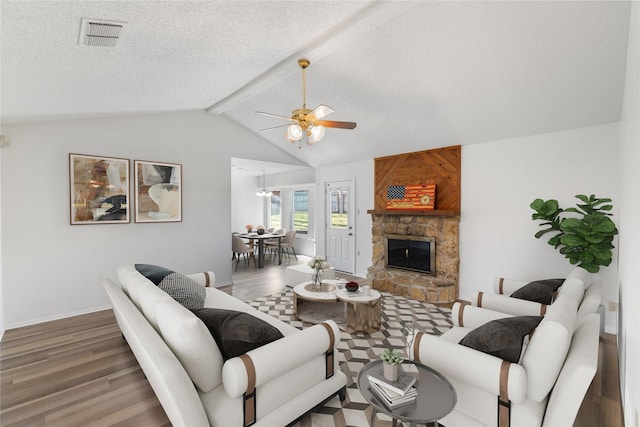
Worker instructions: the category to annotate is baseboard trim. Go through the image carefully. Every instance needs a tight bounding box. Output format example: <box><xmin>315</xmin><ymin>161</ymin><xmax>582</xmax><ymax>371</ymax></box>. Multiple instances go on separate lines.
<box><xmin>3</xmin><ymin>305</ymin><xmax>112</xmax><ymax>332</ymax></box>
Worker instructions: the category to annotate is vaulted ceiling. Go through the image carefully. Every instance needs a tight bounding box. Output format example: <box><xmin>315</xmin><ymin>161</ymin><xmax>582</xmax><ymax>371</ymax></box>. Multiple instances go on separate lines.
<box><xmin>1</xmin><ymin>1</ymin><xmax>631</xmax><ymax>168</ymax></box>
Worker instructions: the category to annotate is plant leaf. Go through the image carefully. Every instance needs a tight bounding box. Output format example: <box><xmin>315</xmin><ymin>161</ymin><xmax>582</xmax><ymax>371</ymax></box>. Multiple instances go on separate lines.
<box><xmin>575</xmin><ymin>194</ymin><xmax>590</xmax><ymax>204</ymax></box>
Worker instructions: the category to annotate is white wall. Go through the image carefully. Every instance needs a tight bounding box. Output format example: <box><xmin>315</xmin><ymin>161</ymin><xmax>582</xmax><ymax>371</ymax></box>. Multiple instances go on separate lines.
<box><xmin>460</xmin><ymin>124</ymin><xmax>620</xmax><ymax>332</ymax></box>
<box><xmin>231</xmin><ymin>173</ymin><xmax>264</xmax><ymax>233</ymax></box>
<box><xmin>0</xmin><ymin>110</ymin><xmax>304</xmax><ymax>329</ymax></box>
<box><xmin>0</xmin><ymin>143</ymin><xmax>3</xmax><ymax>338</ymax></box>
<box><xmin>618</xmin><ymin>2</ymin><xmax>639</xmax><ymax>425</ymax></box>
<box><xmin>315</xmin><ymin>159</ymin><xmax>374</xmax><ymax>278</ymax></box>
<box><xmin>267</xmin><ymin>168</ymin><xmax>315</xmax><ymax>188</ymax></box>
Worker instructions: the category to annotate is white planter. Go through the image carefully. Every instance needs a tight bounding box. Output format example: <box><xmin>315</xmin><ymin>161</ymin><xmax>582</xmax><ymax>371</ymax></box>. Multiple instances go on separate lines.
<box><xmin>383</xmin><ymin>363</ymin><xmax>399</xmax><ymax>382</ymax></box>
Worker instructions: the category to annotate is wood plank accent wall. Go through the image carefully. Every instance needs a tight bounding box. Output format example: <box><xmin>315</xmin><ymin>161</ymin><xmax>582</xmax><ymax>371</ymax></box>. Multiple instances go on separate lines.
<box><xmin>373</xmin><ymin>145</ymin><xmax>461</xmax><ymax>213</ymax></box>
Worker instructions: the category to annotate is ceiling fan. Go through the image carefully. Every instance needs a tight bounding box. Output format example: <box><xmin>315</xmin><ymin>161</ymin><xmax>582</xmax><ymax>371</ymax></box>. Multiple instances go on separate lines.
<box><xmin>257</xmin><ymin>58</ymin><xmax>357</xmax><ymax>146</ymax></box>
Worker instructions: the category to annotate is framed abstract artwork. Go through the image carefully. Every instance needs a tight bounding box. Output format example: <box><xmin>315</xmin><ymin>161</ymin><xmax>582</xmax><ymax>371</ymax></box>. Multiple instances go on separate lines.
<box><xmin>134</xmin><ymin>160</ymin><xmax>182</xmax><ymax>223</ymax></box>
<box><xmin>69</xmin><ymin>153</ymin><xmax>130</xmax><ymax>224</ymax></box>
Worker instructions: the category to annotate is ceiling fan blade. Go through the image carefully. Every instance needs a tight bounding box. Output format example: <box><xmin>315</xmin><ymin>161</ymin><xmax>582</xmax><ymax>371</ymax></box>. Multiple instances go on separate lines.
<box><xmin>256</xmin><ymin>111</ymin><xmax>293</xmax><ymax>121</ymax></box>
<box><xmin>316</xmin><ymin>120</ymin><xmax>357</xmax><ymax>130</ymax></box>
<box><xmin>309</xmin><ymin>104</ymin><xmax>334</xmax><ymax>120</ymax></box>
<box><xmin>259</xmin><ymin>124</ymin><xmax>289</xmax><ymax>132</ymax></box>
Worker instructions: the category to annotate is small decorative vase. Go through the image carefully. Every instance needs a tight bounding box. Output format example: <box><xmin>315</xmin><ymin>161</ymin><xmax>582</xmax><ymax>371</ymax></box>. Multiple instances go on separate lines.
<box><xmin>313</xmin><ymin>269</ymin><xmax>323</xmax><ymax>290</ymax></box>
<box><xmin>257</xmin><ymin>229</ymin><xmax>265</xmax><ymax>235</ymax></box>
<box><xmin>383</xmin><ymin>363</ymin><xmax>399</xmax><ymax>382</ymax></box>
<box><xmin>246</xmin><ymin>228</ymin><xmax>252</xmax><ymax>233</ymax></box>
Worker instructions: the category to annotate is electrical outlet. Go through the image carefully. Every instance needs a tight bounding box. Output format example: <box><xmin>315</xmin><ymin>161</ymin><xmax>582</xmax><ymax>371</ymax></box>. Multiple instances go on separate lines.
<box><xmin>608</xmin><ymin>301</ymin><xmax>618</xmax><ymax>311</ymax></box>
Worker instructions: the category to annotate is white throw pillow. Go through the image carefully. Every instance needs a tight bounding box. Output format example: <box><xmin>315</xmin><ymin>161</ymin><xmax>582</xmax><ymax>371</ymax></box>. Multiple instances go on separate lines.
<box><xmin>123</xmin><ymin>268</ymin><xmax>156</xmax><ymax>309</ymax></box>
<box><xmin>521</xmin><ymin>296</ymin><xmax>577</xmax><ymax>402</ymax></box>
<box><xmin>116</xmin><ymin>264</ymin><xmax>142</xmax><ymax>295</ymax></box>
<box><xmin>155</xmin><ymin>298</ymin><xmax>224</xmax><ymax>393</ymax></box>
<box><xmin>136</xmin><ymin>279</ymin><xmax>172</xmax><ymax>331</ymax></box>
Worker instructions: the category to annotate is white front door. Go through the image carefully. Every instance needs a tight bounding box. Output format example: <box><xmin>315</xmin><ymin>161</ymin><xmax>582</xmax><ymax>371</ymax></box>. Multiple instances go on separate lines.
<box><xmin>326</xmin><ymin>180</ymin><xmax>355</xmax><ymax>273</ymax></box>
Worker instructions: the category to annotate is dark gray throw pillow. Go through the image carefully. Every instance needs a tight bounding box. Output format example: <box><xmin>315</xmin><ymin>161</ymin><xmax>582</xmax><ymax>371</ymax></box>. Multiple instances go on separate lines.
<box><xmin>459</xmin><ymin>316</ymin><xmax>543</xmax><ymax>363</ymax></box>
<box><xmin>191</xmin><ymin>308</ymin><xmax>284</xmax><ymax>360</ymax></box>
<box><xmin>135</xmin><ymin>263</ymin><xmax>174</xmax><ymax>285</ymax></box>
<box><xmin>158</xmin><ymin>272</ymin><xmax>206</xmax><ymax>310</ymax></box>
<box><xmin>510</xmin><ymin>279</ymin><xmax>565</xmax><ymax>305</ymax></box>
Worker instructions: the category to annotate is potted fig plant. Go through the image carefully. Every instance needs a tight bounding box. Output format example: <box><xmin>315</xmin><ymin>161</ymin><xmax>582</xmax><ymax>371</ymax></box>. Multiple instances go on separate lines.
<box><xmin>530</xmin><ymin>194</ymin><xmax>618</xmax><ymax>273</ymax></box>
<box><xmin>379</xmin><ymin>348</ymin><xmax>404</xmax><ymax>381</ymax></box>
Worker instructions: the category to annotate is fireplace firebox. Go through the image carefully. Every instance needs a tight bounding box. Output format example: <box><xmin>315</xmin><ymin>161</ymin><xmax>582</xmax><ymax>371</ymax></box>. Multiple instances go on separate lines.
<box><xmin>384</xmin><ymin>234</ymin><xmax>435</xmax><ymax>275</ymax></box>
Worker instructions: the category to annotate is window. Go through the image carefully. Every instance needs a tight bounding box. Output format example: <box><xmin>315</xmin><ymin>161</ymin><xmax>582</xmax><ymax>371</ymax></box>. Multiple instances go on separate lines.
<box><xmin>269</xmin><ymin>191</ymin><xmax>281</xmax><ymax>230</ymax></box>
<box><xmin>330</xmin><ymin>188</ymin><xmax>348</xmax><ymax>229</ymax></box>
<box><xmin>292</xmin><ymin>189</ymin><xmax>309</xmax><ymax>234</ymax></box>
<box><xmin>266</xmin><ymin>187</ymin><xmax>313</xmax><ymax>235</ymax></box>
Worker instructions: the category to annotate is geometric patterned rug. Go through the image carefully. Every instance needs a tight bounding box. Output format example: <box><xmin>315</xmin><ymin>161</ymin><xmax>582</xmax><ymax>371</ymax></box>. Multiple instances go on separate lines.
<box><xmin>246</xmin><ymin>290</ymin><xmax>453</xmax><ymax>427</ymax></box>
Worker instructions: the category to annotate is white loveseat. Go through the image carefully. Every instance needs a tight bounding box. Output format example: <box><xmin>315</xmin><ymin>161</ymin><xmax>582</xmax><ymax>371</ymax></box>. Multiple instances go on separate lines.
<box><xmin>410</xmin><ymin>297</ymin><xmax>599</xmax><ymax>427</ymax></box>
<box><xmin>100</xmin><ymin>265</ymin><xmax>347</xmax><ymax>427</ymax></box>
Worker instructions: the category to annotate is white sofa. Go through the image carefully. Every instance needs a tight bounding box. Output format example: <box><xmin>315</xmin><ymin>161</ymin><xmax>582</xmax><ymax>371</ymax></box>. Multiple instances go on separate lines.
<box><xmin>472</xmin><ymin>267</ymin><xmax>602</xmax><ymax>325</ymax></box>
<box><xmin>410</xmin><ymin>297</ymin><xmax>599</xmax><ymax>427</ymax></box>
<box><xmin>100</xmin><ymin>265</ymin><xmax>347</xmax><ymax>427</ymax></box>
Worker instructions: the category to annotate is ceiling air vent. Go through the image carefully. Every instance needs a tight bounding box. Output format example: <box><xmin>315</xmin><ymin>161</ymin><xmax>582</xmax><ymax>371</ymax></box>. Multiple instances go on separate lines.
<box><xmin>78</xmin><ymin>18</ymin><xmax>126</xmax><ymax>47</ymax></box>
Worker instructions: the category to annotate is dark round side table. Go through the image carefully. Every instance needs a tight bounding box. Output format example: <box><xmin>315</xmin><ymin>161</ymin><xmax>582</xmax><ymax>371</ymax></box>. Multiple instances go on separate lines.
<box><xmin>357</xmin><ymin>360</ymin><xmax>457</xmax><ymax>427</ymax></box>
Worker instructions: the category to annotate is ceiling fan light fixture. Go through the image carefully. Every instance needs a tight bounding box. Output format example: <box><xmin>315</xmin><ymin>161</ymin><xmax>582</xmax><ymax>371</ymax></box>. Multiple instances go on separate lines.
<box><xmin>287</xmin><ymin>124</ymin><xmax>303</xmax><ymax>141</ymax></box>
<box><xmin>257</xmin><ymin>58</ymin><xmax>356</xmax><ymax>147</ymax></box>
<box><xmin>309</xmin><ymin>125</ymin><xmax>325</xmax><ymax>144</ymax></box>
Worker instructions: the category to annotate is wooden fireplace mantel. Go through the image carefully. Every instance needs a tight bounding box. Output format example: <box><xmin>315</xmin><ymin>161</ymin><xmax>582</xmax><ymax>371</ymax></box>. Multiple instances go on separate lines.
<box><xmin>367</xmin><ymin>209</ymin><xmax>459</xmax><ymax>216</ymax></box>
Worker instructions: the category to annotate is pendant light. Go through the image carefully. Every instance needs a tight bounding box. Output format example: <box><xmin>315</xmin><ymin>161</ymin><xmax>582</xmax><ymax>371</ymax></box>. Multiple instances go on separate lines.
<box><xmin>256</xmin><ymin>170</ymin><xmax>273</xmax><ymax>197</ymax></box>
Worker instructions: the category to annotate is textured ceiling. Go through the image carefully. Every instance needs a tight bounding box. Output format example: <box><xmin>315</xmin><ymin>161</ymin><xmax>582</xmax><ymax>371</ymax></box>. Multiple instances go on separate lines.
<box><xmin>1</xmin><ymin>1</ymin><xmax>632</xmax><ymax>169</ymax></box>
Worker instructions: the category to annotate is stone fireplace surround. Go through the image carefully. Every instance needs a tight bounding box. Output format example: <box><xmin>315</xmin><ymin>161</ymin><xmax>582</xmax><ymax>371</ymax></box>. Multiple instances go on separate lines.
<box><xmin>368</xmin><ymin>213</ymin><xmax>459</xmax><ymax>304</ymax></box>
<box><xmin>366</xmin><ymin>146</ymin><xmax>461</xmax><ymax>304</ymax></box>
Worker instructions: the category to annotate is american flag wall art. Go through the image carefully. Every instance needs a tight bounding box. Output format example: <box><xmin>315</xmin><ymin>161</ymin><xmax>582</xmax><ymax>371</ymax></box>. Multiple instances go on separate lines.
<box><xmin>386</xmin><ymin>184</ymin><xmax>436</xmax><ymax>210</ymax></box>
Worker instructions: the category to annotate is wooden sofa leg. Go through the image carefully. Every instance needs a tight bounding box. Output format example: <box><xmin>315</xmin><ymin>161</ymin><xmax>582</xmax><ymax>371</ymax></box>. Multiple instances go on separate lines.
<box><xmin>338</xmin><ymin>386</ymin><xmax>346</xmax><ymax>401</ymax></box>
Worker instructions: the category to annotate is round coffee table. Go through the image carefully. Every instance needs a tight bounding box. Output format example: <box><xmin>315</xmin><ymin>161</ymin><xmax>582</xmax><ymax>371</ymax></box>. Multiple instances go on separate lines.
<box><xmin>292</xmin><ymin>280</ymin><xmax>343</xmax><ymax>325</ymax></box>
<box><xmin>357</xmin><ymin>360</ymin><xmax>456</xmax><ymax>427</ymax></box>
<box><xmin>293</xmin><ymin>281</ymin><xmax>382</xmax><ymax>333</ymax></box>
<box><xmin>336</xmin><ymin>288</ymin><xmax>381</xmax><ymax>334</ymax></box>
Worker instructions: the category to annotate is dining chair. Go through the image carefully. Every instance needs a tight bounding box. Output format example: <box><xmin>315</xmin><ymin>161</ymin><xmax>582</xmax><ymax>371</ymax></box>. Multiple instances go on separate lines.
<box><xmin>232</xmin><ymin>234</ymin><xmax>256</xmax><ymax>271</ymax></box>
<box><xmin>279</xmin><ymin>229</ymin><xmax>297</xmax><ymax>260</ymax></box>
<box><xmin>265</xmin><ymin>228</ymin><xmax>285</xmax><ymax>260</ymax></box>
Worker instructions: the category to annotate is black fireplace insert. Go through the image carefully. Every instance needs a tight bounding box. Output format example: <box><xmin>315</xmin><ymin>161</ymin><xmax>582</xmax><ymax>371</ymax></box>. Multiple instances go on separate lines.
<box><xmin>384</xmin><ymin>234</ymin><xmax>435</xmax><ymax>275</ymax></box>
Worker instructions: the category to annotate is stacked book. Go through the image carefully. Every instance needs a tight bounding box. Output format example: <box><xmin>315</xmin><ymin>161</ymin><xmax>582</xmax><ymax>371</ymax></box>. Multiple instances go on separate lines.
<box><xmin>367</xmin><ymin>371</ymin><xmax>417</xmax><ymax>409</ymax></box>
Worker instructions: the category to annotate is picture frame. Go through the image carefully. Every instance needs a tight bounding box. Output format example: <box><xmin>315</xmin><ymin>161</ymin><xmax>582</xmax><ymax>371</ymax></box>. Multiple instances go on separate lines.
<box><xmin>134</xmin><ymin>160</ymin><xmax>182</xmax><ymax>223</ymax></box>
<box><xmin>69</xmin><ymin>153</ymin><xmax>130</xmax><ymax>225</ymax></box>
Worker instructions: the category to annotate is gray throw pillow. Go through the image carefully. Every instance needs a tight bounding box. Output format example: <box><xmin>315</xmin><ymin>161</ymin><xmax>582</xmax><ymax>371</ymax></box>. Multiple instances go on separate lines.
<box><xmin>158</xmin><ymin>272</ymin><xmax>206</xmax><ymax>310</ymax></box>
<box><xmin>459</xmin><ymin>316</ymin><xmax>543</xmax><ymax>363</ymax></box>
<box><xmin>191</xmin><ymin>308</ymin><xmax>284</xmax><ymax>360</ymax></box>
<box><xmin>510</xmin><ymin>279</ymin><xmax>565</xmax><ymax>305</ymax></box>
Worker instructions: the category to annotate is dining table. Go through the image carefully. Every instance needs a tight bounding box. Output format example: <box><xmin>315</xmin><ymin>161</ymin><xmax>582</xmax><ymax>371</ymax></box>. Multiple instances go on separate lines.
<box><xmin>238</xmin><ymin>232</ymin><xmax>285</xmax><ymax>268</ymax></box>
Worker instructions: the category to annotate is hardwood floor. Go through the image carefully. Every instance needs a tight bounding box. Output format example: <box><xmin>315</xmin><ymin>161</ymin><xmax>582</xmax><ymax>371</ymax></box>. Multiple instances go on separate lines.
<box><xmin>0</xmin><ymin>310</ymin><xmax>171</xmax><ymax>427</ymax></box>
<box><xmin>575</xmin><ymin>333</ymin><xmax>625</xmax><ymax>427</ymax></box>
<box><xmin>0</xmin><ymin>257</ymin><xmax>624</xmax><ymax>426</ymax></box>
